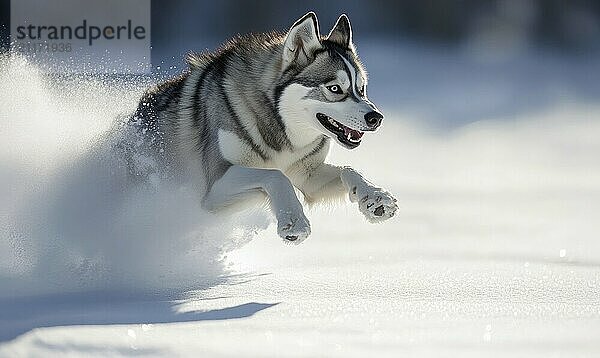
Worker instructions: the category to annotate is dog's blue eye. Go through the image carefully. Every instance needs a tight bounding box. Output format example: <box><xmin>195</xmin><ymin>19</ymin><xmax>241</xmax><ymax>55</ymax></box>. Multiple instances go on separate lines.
<box><xmin>326</xmin><ymin>85</ymin><xmax>343</xmax><ymax>94</ymax></box>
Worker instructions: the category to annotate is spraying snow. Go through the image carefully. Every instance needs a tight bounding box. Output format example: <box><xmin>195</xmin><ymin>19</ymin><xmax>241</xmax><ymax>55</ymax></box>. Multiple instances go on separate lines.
<box><xmin>0</xmin><ymin>53</ymin><xmax>269</xmax><ymax>299</ymax></box>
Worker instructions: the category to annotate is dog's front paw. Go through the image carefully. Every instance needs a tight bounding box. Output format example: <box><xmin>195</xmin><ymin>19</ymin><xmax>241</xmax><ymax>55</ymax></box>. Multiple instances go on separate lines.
<box><xmin>355</xmin><ymin>187</ymin><xmax>398</xmax><ymax>223</ymax></box>
<box><xmin>276</xmin><ymin>210</ymin><xmax>311</xmax><ymax>244</ymax></box>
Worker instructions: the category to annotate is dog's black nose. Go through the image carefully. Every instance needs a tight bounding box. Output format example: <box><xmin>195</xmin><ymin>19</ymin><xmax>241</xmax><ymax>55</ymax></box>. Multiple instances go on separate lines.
<box><xmin>364</xmin><ymin>111</ymin><xmax>383</xmax><ymax>129</ymax></box>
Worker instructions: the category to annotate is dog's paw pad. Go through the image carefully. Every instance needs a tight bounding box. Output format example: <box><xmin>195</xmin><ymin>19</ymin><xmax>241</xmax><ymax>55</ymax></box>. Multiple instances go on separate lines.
<box><xmin>373</xmin><ymin>205</ymin><xmax>385</xmax><ymax>217</ymax></box>
<box><xmin>358</xmin><ymin>188</ymin><xmax>398</xmax><ymax>223</ymax></box>
<box><xmin>277</xmin><ymin>212</ymin><xmax>311</xmax><ymax>244</ymax></box>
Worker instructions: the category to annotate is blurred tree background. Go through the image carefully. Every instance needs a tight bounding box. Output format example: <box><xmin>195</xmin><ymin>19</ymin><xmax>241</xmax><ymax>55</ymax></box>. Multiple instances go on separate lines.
<box><xmin>148</xmin><ymin>0</ymin><xmax>600</xmax><ymax>48</ymax></box>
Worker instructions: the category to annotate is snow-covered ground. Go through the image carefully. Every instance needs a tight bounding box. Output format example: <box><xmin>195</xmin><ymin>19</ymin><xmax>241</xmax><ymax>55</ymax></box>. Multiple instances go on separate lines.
<box><xmin>1</xmin><ymin>44</ymin><xmax>600</xmax><ymax>357</ymax></box>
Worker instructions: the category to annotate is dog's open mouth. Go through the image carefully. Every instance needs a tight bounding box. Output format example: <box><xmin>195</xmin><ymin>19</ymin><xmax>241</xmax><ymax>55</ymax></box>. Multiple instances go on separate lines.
<box><xmin>316</xmin><ymin>113</ymin><xmax>363</xmax><ymax>149</ymax></box>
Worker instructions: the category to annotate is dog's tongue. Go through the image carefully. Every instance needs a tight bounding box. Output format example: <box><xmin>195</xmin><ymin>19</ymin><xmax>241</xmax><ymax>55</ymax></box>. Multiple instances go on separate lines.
<box><xmin>343</xmin><ymin>126</ymin><xmax>364</xmax><ymax>140</ymax></box>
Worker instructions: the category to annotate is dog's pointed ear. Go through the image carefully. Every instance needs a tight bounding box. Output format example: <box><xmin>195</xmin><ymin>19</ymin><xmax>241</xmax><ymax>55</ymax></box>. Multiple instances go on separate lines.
<box><xmin>326</xmin><ymin>14</ymin><xmax>353</xmax><ymax>49</ymax></box>
<box><xmin>282</xmin><ymin>12</ymin><xmax>322</xmax><ymax>70</ymax></box>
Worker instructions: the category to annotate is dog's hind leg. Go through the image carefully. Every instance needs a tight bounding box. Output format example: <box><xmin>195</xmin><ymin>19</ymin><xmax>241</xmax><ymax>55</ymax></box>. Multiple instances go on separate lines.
<box><xmin>202</xmin><ymin>165</ymin><xmax>311</xmax><ymax>243</ymax></box>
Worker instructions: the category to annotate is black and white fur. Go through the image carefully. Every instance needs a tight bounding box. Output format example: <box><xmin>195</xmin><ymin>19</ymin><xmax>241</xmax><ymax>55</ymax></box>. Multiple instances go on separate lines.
<box><xmin>131</xmin><ymin>12</ymin><xmax>398</xmax><ymax>243</ymax></box>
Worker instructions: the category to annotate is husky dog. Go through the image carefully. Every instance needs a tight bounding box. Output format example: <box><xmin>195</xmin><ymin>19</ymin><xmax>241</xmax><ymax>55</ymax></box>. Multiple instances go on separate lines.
<box><xmin>131</xmin><ymin>12</ymin><xmax>398</xmax><ymax>243</ymax></box>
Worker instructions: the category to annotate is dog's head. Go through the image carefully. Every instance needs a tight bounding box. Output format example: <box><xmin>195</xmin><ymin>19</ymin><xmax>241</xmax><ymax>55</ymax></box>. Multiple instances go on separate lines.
<box><xmin>277</xmin><ymin>12</ymin><xmax>383</xmax><ymax>149</ymax></box>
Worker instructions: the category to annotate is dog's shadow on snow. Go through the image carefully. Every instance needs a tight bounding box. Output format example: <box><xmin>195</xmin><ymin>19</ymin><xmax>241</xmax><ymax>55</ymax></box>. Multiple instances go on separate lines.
<box><xmin>0</xmin><ymin>276</ymin><xmax>279</xmax><ymax>343</ymax></box>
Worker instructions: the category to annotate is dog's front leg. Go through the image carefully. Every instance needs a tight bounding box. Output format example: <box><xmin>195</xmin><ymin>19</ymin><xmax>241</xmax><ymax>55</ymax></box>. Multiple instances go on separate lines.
<box><xmin>203</xmin><ymin>165</ymin><xmax>310</xmax><ymax>242</ymax></box>
<box><xmin>299</xmin><ymin>164</ymin><xmax>398</xmax><ymax>222</ymax></box>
